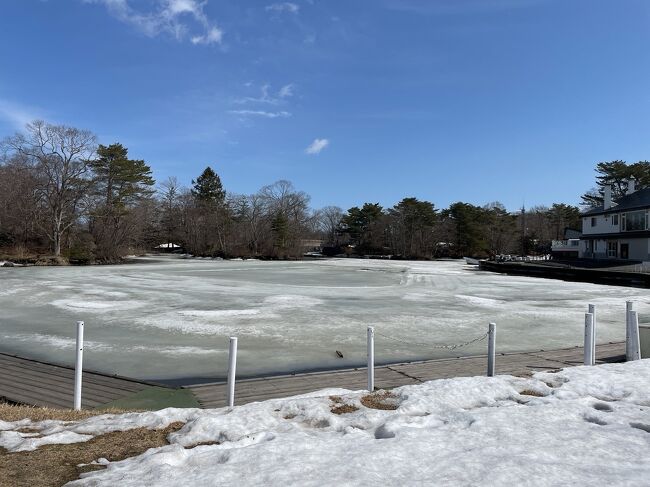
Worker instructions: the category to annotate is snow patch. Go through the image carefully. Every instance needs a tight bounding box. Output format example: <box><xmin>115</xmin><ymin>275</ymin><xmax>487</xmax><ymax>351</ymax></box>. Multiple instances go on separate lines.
<box><xmin>0</xmin><ymin>362</ymin><xmax>648</xmax><ymax>486</ymax></box>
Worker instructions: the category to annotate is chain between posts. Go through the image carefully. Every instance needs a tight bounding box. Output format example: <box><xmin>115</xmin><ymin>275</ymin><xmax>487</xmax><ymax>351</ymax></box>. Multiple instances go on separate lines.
<box><xmin>374</xmin><ymin>330</ymin><xmax>489</xmax><ymax>351</ymax></box>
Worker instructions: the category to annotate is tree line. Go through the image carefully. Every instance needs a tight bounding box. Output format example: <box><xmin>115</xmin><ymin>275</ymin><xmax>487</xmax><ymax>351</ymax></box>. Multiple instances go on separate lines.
<box><xmin>2</xmin><ymin>120</ymin><xmax>645</xmax><ymax>264</ymax></box>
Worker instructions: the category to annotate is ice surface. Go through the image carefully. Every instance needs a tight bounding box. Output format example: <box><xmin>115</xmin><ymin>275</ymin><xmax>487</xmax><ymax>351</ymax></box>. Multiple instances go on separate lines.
<box><xmin>1</xmin><ymin>361</ymin><xmax>648</xmax><ymax>486</ymax></box>
<box><xmin>0</xmin><ymin>256</ymin><xmax>647</xmax><ymax>381</ymax></box>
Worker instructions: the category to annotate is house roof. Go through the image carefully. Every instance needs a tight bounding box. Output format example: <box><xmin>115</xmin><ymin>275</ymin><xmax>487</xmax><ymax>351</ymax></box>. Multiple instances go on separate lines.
<box><xmin>582</xmin><ymin>187</ymin><xmax>650</xmax><ymax>216</ymax></box>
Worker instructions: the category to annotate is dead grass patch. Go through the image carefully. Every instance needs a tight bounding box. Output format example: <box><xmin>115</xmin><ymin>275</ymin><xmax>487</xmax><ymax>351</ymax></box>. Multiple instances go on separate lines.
<box><xmin>518</xmin><ymin>389</ymin><xmax>547</xmax><ymax>397</ymax></box>
<box><xmin>0</xmin><ymin>403</ymin><xmax>136</xmax><ymax>423</ymax></box>
<box><xmin>14</xmin><ymin>427</ymin><xmax>42</xmax><ymax>435</ymax></box>
<box><xmin>360</xmin><ymin>391</ymin><xmax>399</xmax><ymax>411</ymax></box>
<box><xmin>328</xmin><ymin>395</ymin><xmax>360</xmax><ymax>414</ymax></box>
<box><xmin>184</xmin><ymin>440</ymin><xmax>221</xmax><ymax>449</ymax></box>
<box><xmin>330</xmin><ymin>404</ymin><xmax>359</xmax><ymax>415</ymax></box>
<box><xmin>0</xmin><ymin>422</ymin><xmax>185</xmax><ymax>487</ymax></box>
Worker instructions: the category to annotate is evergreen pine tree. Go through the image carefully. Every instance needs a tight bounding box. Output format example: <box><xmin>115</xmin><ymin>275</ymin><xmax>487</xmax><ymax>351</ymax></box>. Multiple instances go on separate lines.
<box><xmin>191</xmin><ymin>166</ymin><xmax>225</xmax><ymax>205</ymax></box>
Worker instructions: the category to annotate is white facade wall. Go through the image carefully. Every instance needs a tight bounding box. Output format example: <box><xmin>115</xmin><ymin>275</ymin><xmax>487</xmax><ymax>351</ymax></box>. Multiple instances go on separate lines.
<box><xmin>581</xmin><ymin>213</ymin><xmax>620</xmax><ymax>235</ymax></box>
<box><xmin>580</xmin><ymin>209</ymin><xmax>650</xmax><ymax>261</ymax></box>
<box><xmin>580</xmin><ymin>237</ymin><xmax>650</xmax><ymax>261</ymax></box>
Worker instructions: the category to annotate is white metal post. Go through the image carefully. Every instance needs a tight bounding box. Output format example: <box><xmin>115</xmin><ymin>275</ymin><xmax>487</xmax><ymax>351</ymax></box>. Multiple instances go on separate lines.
<box><xmin>628</xmin><ymin>311</ymin><xmax>641</xmax><ymax>361</ymax></box>
<box><xmin>367</xmin><ymin>326</ymin><xmax>375</xmax><ymax>391</ymax></box>
<box><xmin>227</xmin><ymin>337</ymin><xmax>238</xmax><ymax>408</ymax></box>
<box><xmin>588</xmin><ymin>304</ymin><xmax>596</xmax><ymax>362</ymax></box>
<box><xmin>584</xmin><ymin>313</ymin><xmax>594</xmax><ymax>366</ymax></box>
<box><xmin>626</xmin><ymin>301</ymin><xmax>634</xmax><ymax>360</ymax></box>
<box><xmin>487</xmin><ymin>322</ymin><xmax>496</xmax><ymax>377</ymax></box>
<box><xmin>73</xmin><ymin>321</ymin><xmax>84</xmax><ymax>410</ymax></box>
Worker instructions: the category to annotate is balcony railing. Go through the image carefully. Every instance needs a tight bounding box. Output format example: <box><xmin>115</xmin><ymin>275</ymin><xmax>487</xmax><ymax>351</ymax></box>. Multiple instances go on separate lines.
<box><xmin>551</xmin><ymin>239</ymin><xmax>580</xmax><ymax>250</ymax></box>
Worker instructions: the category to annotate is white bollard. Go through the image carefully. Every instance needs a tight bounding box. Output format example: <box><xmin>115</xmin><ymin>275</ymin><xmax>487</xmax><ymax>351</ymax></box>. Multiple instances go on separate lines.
<box><xmin>626</xmin><ymin>301</ymin><xmax>634</xmax><ymax>360</ymax></box>
<box><xmin>227</xmin><ymin>337</ymin><xmax>238</xmax><ymax>408</ymax></box>
<box><xmin>367</xmin><ymin>326</ymin><xmax>375</xmax><ymax>391</ymax></box>
<box><xmin>588</xmin><ymin>304</ymin><xmax>596</xmax><ymax>363</ymax></box>
<box><xmin>584</xmin><ymin>313</ymin><xmax>595</xmax><ymax>365</ymax></box>
<box><xmin>487</xmin><ymin>322</ymin><xmax>496</xmax><ymax>377</ymax></box>
<box><xmin>74</xmin><ymin>321</ymin><xmax>84</xmax><ymax>410</ymax></box>
<box><xmin>627</xmin><ymin>311</ymin><xmax>641</xmax><ymax>361</ymax></box>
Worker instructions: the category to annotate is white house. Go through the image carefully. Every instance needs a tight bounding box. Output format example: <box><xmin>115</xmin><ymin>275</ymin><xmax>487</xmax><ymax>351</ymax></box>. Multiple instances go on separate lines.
<box><xmin>579</xmin><ymin>180</ymin><xmax>650</xmax><ymax>261</ymax></box>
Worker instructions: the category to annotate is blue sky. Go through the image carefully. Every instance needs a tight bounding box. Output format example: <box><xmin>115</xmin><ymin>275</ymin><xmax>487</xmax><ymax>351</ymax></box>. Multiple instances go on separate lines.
<box><xmin>1</xmin><ymin>0</ymin><xmax>649</xmax><ymax>211</ymax></box>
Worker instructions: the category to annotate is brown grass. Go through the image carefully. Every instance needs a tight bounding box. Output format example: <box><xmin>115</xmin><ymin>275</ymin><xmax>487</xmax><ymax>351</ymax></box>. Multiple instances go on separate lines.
<box><xmin>518</xmin><ymin>389</ymin><xmax>547</xmax><ymax>397</ymax></box>
<box><xmin>360</xmin><ymin>391</ymin><xmax>399</xmax><ymax>411</ymax></box>
<box><xmin>0</xmin><ymin>403</ymin><xmax>138</xmax><ymax>423</ymax></box>
<box><xmin>0</xmin><ymin>422</ymin><xmax>185</xmax><ymax>487</ymax></box>
<box><xmin>330</xmin><ymin>404</ymin><xmax>359</xmax><ymax>415</ymax></box>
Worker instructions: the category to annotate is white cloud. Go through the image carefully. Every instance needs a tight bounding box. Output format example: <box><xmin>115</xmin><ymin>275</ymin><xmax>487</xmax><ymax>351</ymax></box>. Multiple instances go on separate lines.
<box><xmin>266</xmin><ymin>2</ymin><xmax>300</xmax><ymax>14</ymax></box>
<box><xmin>305</xmin><ymin>138</ymin><xmax>329</xmax><ymax>154</ymax></box>
<box><xmin>234</xmin><ymin>83</ymin><xmax>295</xmax><ymax>105</ymax></box>
<box><xmin>191</xmin><ymin>27</ymin><xmax>223</xmax><ymax>45</ymax></box>
<box><xmin>228</xmin><ymin>110</ymin><xmax>292</xmax><ymax>119</ymax></box>
<box><xmin>278</xmin><ymin>84</ymin><xmax>294</xmax><ymax>99</ymax></box>
<box><xmin>0</xmin><ymin>99</ymin><xmax>41</xmax><ymax>130</ymax></box>
<box><xmin>84</xmin><ymin>0</ymin><xmax>223</xmax><ymax>45</ymax></box>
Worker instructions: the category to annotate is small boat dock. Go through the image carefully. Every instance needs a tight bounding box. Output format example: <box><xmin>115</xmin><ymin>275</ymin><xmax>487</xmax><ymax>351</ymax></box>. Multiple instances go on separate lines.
<box><xmin>0</xmin><ymin>343</ymin><xmax>625</xmax><ymax>410</ymax></box>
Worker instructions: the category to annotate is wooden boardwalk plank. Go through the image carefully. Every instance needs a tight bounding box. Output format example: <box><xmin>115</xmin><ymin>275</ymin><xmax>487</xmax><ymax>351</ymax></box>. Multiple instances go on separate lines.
<box><xmin>0</xmin><ymin>362</ymin><xmax>141</xmax><ymax>401</ymax></box>
<box><xmin>187</xmin><ymin>342</ymin><xmax>626</xmax><ymax>409</ymax></box>
<box><xmin>0</xmin><ymin>352</ymin><xmax>157</xmax><ymax>409</ymax></box>
<box><xmin>0</xmin><ymin>355</ymin><xmax>146</xmax><ymax>392</ymax></box>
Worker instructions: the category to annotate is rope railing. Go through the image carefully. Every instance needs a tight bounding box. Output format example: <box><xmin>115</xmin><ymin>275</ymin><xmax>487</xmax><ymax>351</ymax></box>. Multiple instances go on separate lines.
<box><xmin>374</xmin><ymin>330</ymin><xmax>489</xmax><ymax>351</ymax></box>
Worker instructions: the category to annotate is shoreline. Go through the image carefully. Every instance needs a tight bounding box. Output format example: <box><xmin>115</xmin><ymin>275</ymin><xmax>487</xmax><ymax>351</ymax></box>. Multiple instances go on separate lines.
<box><xmin>479</xmin><ymin>260</ymin><xmax>650</xmax><ymax>288</ymax></box>
<box><xmin>0</xmin><ymin>252</ymin><xmax>470</xmax><ymax>268</ymax></box>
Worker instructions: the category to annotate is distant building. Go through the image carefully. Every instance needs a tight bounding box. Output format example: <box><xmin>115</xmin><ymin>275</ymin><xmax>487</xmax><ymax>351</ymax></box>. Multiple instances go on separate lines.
<box><xmin>551</xmin><ymin>228</ymin><xmax>581</xmax><ymax>258</ymax></box>
<box><xmin>300</xmin><ymin>239</ymin><xmax>323</xmax><ymax>252</ymax></box>
<box><xmin>579</xmin><ymin>180</ymin><xmax>650</xmax><ymax>261</ymax></box>
<box><xmin>155</xmin><ymin>242</ymin><xmax>182</xmax><ymax>253</ymax></box>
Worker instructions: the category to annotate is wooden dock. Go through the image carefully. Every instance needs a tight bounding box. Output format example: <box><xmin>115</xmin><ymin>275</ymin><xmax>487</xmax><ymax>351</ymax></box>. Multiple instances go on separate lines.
<box><xmin>0</xmin><ymin>343</ymin><xmax>625</xmax><ymax>410</ymax></box>
<box><xmin>187</xmin><ymin>342</ymin><xmax>626</xmax><ymax>408</ymax></box>
<box><xmin>0</xmin><ymin>353</ymin><xmax>154</xmax><ymax>409</ymax></box>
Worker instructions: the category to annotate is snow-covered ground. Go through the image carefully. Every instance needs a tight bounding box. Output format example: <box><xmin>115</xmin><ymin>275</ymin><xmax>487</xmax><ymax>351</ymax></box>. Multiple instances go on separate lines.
<box><xmin>0</xmin><ymin>256</ymin><xmax>648</xmax><ymax>380</ymax></box>
<box><xmin>2</xmin><ymin>360</ymin><xmax>650</xmax><ymax>486</ymax></box>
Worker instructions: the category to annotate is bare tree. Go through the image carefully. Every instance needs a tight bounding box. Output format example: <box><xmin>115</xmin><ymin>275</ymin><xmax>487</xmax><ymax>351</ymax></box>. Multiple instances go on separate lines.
<box><xmin>2</xmin><ymin>121</ymin><xmax>96</xmax><ymax>256</ymax></box>
<box><xmin>158</xmin><ymin>176</ymin><xmax>182</xmax><ymax>248</ymax></box>
<box><xmin>258</xmin><ymin>180</ymin><xmax>310</xmax><ymax>257</ymax></box>
<box><xmin>314</xmin><ymin>205</ymin><xmax>344</xmax><ymax>246</ymax></box>
<box><xmin>0</xmin><ymin>154</ymin><xmax>42</xmax><ymax>250</ymax></box>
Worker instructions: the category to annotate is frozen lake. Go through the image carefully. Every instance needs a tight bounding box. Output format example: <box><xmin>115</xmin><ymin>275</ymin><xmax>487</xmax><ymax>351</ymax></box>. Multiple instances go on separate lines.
<box><xmin>0</xmin><ymin>256</ymin><xmax>647</xmax><ymax>382</ymax></box>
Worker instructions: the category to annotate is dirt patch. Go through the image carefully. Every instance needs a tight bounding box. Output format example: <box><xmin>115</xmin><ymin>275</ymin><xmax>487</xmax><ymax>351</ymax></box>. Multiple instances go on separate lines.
<box><xmin>0</xmin><ymin>422</ymin><xmax>185</xmax><ymax>487</ymax></box>
<box><xmin>360</xmin><ymin>391</ymin><xmax>399</xmax><ymax>411</ymax></box>
<box><xmin>331</xmin><ymin>404</ymin><xmax>359</xmax><ymax>415</ymax></box>
<box><xmin>518</xmin><ymin>389</ymin><xmax>547</xmax><ymax>397</ymax></box>
<box><xmin>0</xmin><ymin>403</ymin><xmax>136</xmax><ymax>423</ymax></box>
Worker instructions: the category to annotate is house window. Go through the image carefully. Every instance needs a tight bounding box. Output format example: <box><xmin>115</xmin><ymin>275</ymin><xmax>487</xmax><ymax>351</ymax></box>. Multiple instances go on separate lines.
<box><xmin>607</xmin><ymin>241</ymin><xmax>617</xmax><ymax>258</ymax></box>
<box><xmin>622</xmin><ymin>211</ymin><xmax>647</xmax><ymax>231</ymax></box>
<box><xmin>612</xmin><ymin>214</ymin><xmax>619</xmax><ymax>226</ymax></box>
<box><xmin>591</xmin><ymin>217</ymin><xmax>597</xmax><ymax>227</ymax></box>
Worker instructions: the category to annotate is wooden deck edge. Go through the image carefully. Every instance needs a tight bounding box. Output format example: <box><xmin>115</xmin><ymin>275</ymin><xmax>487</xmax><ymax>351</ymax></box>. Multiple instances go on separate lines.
<box><xmin>182</xmin><ymin>341</ymin><xmax>626</xmax><ymax>389</ymax></box>
<box><xmin>0</xmin><ymin>351</ymin><xmax>172</xmax><ymax>389</ymax></box>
